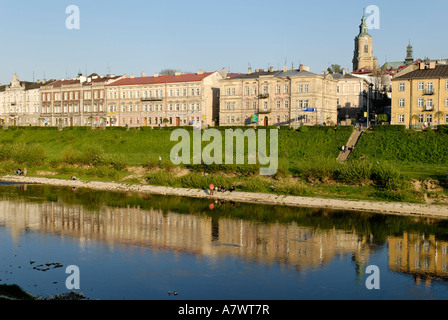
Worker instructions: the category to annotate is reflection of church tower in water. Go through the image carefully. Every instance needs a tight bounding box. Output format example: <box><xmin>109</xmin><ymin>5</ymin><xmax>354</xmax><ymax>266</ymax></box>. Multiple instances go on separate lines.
<box><xmin>352</xmin><ymin>13</ymin><xmax>378</xmax><ymax>71</ymax></box>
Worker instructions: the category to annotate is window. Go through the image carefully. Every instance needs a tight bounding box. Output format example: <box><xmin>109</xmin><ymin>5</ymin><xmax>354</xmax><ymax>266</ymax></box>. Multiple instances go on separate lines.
<box><xmin>276</xmin><ymin>85</ymin><xmax>281</xmax><ymax>94</ymax></box>
<box><xmin>337</xmin><ymin>86</ymin><xmax>340</xmax><ymax>93</ymax></box>
<box><xmin>122</xmin><ymin>92</ymin><xmax>126</xmax><ymax>99</ymax></box>
<box><xmin>445</xmin><ymin>114</ymin><xmax>448</xmax><ymax>123</ymax></box>
<box><xmin>176</xmin><ymin>104</ymin><xmax>180</xmax><ymax>111</ymax></box>
<box><xmin>191</xmin><ymin>88</ymin><xmax>195</xmax><ymax>96</ymax></box>
<box><xmin>196</xmin><ymin>88</ymin><xmax>200</xmax><ymax>96</ymax></box>
<box><xmin>263</xmin><ymin>101</ymin><xmax>268</xmax><ymax>111</ymax></box>
<box><xmin>226</xmin><ymin>88</ymin><xmax>231</xmax><ymax>96</ymax></box>
<box><xmin>244</xmin><ymin>87</ymin><xmax>249</xmax><ymax>96</ymax></box>
<box><xmin>399</xmin><ymin>99</ymin><xmax>405</xmax><ymax>107</ymax></box>
<box><xmin>418</xmin><ymin>82</ymin><xmax>424</xmax><ymax>91</ymax></box>
<box><xmin>418</xmin><ymin>98</ymin><xmax>424</xmax><ymax>107</ymax></box>
<box><xmin>426</xmin><ymin>98</ymin><xmax>433</xmax><ymax>110</ymax></box>
<box><xmin>364</xmin><ymin>43</ymin><xmax>368</xmax><ymax>53</ymax></box>
<box><xmin>129</xmin><ymin>92</ymin><xmax>133</xmax><ymax>99</ymax></box>
<box><xmin>263</xmin><ymin>85</ymin><xmax>268</xmax><ymax>94</ymax></box>
<box><xmin>245</xmin><ymin>102</ymin><xmax>249</xmax><ymax>110</ymax></box>
<box><xmin>284</xmin><ymin>85</ymin><xmax>289</xmax><ymax>93</ymax></box>
<box><xmin>298</xmin><ymin>84</ymin><xmax>303</xmax><ymax>93</ymax></box>
<box><xmin>252</xmin><ymin>87</ymin><xmax>257</xmax><ymax>95</ymax></box>
<box><xmin>418</xmin><ymin>114</ymin><xmax>424</xmax><ymax>123</ymax></box>
<box><xmin>427</xmin><ymin>82</ymin><xmax>434</xmax><ymax>94</ymax></box>
<box><xmin>183</xmin><ymin>89</ymin><xmax>187</xmax><ymax>96</ymax></box>
<box><xmin>276</xmin><ymin>101</ymin><xmax>281</xmax><ymax>109</ymax></box>
<box><xmin>169</xmin><ymin>90</ymin><xmax>173</xmax><ymax>97</ymax></box>
<box><xmin>398</xmin><ymin>114</ymin><xmax>405</xmax><ymax>123</ymax></box>
<box><xmin>399</xmin><ymin>83</ymin><xmax>405</xmax><ymax>92</ymax></box>
<box><xmin>446</xmin><ymin>98</ymin><xmax>448</xmax><ymax>107</ymax></box>
<box><xmin>169</xmin><ymin>104</ymin><xmax>173</xmax><ymax>111</ymax></box>
<box><xmin>426</xmin><ymin>114</ymin><xmax>433</xmax><ymax>123</ymax></box>
<box><xmin>446</xmin><ymin>81</ymin><xmax>448</xmax><ymax>90</ymax></box>
<box><xmin>231</xmin><ymin>88</ymin><xmax>235</xmax><ymax>96</ymax></box>
<box><xmin>304</xmin><ymin>84</ymin><xmax>309</xmax><ymax>93</ymax></box>
<box><xmin>252</xmin><ymin>102</ymin><xmax>257</xmax><ymax>110</ymax></box>
<box><xmin>182</xmin><ymin>104</ymin><xmax>187</xmax><ymax>111</ymax></box>
<box><xmin>285</xmin><ymin>100</ymin><xmax>289</xmax><ymax>109</ymax></box>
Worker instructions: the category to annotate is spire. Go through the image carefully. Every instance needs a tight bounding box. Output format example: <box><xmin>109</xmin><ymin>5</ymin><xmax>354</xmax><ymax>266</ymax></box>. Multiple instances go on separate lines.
<box><xmin>405</xmin><ymin>41</ymin><xmax>414</xmax><ymax>65</ymax></box>
<box><xmin>358</xmin><ymin>13</ymin><xmax>370</xmax><ymax>37</ymax></box>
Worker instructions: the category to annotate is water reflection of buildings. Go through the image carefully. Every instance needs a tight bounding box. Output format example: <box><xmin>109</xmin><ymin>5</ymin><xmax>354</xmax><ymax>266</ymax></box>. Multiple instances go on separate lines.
<box><xmin>0</xmin><ymin>200</ymin><xmax>372</xmax><ymax>273</ymax></box>
<box><xmin>389</xmin><ymin>232</ymin><xmax>448</xmax><ymax>286</ymax></box>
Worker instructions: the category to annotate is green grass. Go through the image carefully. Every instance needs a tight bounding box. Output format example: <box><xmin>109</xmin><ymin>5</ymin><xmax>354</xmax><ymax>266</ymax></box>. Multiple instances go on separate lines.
<box><xmin>0</xmin><ymin>126</ymin><xmax>447</xmax><ymax>204</ymax></box>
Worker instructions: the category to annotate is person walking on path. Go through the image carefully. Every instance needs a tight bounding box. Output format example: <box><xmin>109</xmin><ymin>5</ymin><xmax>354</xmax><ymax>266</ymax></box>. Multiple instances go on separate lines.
<box><xmin>209</xmin><ymin>184</ymin><xmax>214</xmax><ymax>196</ymax></box>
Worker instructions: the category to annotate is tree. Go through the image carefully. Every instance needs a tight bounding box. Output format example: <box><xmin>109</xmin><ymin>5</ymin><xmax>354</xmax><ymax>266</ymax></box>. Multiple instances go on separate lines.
<box><xmin>162</xmin><ymin>118</ymin><xmax>170</xmax><ymax>127</ymax></box>
<box><xmin>327</xmin><ymin>64</ymin><xmax>343</xmax><ymax>74</ymax></box>
<box><xmin>434</xmin><ymin>111</ymin><xmax>444</xmax><ymax>125</ymax></box>
<box><xmin>377</xmin><ymin>114</ymin><xmax>388</xmax><ymax>124</ymax></box>
<box><xmin>160</xmin><ymin>69</ymin><xmax>180</xmax><ymax>76</ymax></box>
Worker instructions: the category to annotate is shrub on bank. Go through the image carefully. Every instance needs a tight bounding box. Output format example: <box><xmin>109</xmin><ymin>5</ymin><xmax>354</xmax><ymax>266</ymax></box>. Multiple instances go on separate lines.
<box><xmin>0</xmin><ymin>143</ymin><xmax>46</xmax><ymax>167</ymax></box>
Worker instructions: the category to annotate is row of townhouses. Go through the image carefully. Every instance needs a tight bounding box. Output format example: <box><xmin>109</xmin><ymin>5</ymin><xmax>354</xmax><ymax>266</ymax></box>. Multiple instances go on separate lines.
<box><xmin>1</xmin><ymin>13</ymin><xmax>447</xmax><ymax>129</ymax></box>
<box><xmin>0</xmin><ymin>67</ymin><xmax>372</xmax><ymax>128</ymax></box>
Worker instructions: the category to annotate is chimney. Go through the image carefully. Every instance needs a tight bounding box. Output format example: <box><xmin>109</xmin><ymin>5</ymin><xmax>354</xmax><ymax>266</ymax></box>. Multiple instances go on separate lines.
<box><xmin>248</xmin><ymin>67</ymin><xmax>252</xmax><ymax>74</ymax></box>
<box><xmin>141</xmin><ymin>72</ymin><xmax>146</xmax><ymax>77</ymax></box>
<box><xmin>175</xmin><ymin>72</ymin><xmax>182</xmax><ymax>76</ymax></box>
<box><xmin>342</xmin><ymin>68</ymin><xmax>346</xmax><ymax>75</ymax></box>
<box><xmin>197</xmin><ymin>70</ymin><xmax>204</xmax><ymax>75</ymax></box>
<box><xmin>220</xmin><ymin>68</ymin><xmax>228</xmax><ymax>78</ymax></box>
<box><xmin>299</xmin><ymin>64</ymin><xmax>304</xmax><ymax>72</ymax></box>
<box><xmin>283</xmin><ymin>65</ymin><xmax>287</xmax><ymax>72</ymax></box>
<box><xmin>268</xmin><ymin>66</ymin><xmax>274</xmax><ymax>72</ymax></box>
<box><xmin>154</xmin><ymin>73</ymin><xmax>159</xmax><ymax>77</ymax></box>
<box><xmin>130</xmin><ymin>74</ymin><xmax>135</xmax><ymax>79</ymax></box>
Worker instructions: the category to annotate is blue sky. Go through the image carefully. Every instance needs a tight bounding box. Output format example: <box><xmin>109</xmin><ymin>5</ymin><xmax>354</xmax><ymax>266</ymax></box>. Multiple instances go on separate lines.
<box><xmin>0</xmin><ymin>0</ymin><xmax>447</xmax><ymax>84</ymax></box>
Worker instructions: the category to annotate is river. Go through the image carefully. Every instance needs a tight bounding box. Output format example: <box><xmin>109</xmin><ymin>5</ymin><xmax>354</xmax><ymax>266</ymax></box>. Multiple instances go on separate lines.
<box><xmin>1</xmin><ymin>182</ymin><xmax>448</xmax><ymax>300</ymax></box>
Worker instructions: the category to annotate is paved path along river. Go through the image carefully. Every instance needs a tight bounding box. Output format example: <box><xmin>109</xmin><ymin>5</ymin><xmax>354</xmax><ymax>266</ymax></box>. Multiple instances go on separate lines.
<box><xmin>1</xmin><ymin>175</ymin><xmax>447</xmax><ymax>219</ymax></box>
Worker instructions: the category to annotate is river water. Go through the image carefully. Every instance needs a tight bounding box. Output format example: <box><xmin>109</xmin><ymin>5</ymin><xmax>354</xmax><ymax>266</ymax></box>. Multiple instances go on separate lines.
<box><xmin>1</xmin><ymin>182</ymin><xmax>448</xmax><ymax>300</ymax></box>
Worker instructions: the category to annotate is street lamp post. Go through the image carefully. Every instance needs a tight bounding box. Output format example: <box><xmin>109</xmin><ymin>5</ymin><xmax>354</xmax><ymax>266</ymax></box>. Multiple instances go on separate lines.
<box><xmin>367</xmin><ymin>83</ymin><xmax>373</xmax><ymax>128</ymax></box>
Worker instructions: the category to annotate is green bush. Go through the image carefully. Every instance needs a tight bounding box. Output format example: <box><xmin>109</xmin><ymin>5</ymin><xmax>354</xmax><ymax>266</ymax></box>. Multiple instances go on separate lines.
<box><xmin>372</xmin><ymin>162</ymin><xmax>402</xmax><ymax>190</ymax></box>
<box><xmin>337</xmin><ymin>160</ymin><xmax>373</xmax><ymax>185</ymax></box>
<box><xmin>0</xmin><ymin>143</ymin><xmax>46</xmax><ymax>167</ymax></box>
<box><xmin>371</xmin><ymin>125</ymin><xmax>406</xmax><ymax>132</ymax></box>
<box><xmin>80</xmin><ymin>146</ymin><xmax>106</xmax><ymax>167</ymax></box>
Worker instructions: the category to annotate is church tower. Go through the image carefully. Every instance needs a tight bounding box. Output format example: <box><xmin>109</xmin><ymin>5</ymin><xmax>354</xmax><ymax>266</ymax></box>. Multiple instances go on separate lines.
<box><xmin>405</xmin><ymin>42</ymin><xmax>414</xmax><ymax>65</ymax></box>
<box><xmin>352</xmin><ymin>14</ymin><xmax>377</xmax><ymax>71</ymax></box>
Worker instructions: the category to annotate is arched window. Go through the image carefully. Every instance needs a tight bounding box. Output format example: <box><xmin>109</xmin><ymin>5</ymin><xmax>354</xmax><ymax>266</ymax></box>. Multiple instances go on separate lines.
<box><xmin>364</xmin><ymin>43</ymin><xmax>369</xmax><ymax>53</ymax></box>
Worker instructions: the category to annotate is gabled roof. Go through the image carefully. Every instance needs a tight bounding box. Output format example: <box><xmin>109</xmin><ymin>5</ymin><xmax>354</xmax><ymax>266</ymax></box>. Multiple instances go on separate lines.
<box><xmin>221</xmin><ymin>70</ymin><xmax>280</xmax><ymax>81</ymax></box>
<box><xmin>275</xmin><ymin>70</ymin><xmax>318</xmax><ymax>78</ymax></box>
<box><xmin>44</xmin><ymin>75</ymin><xmax>121</xmax><ymax>88</ymax></box>
<box><xmin>392</xmin><ymin>64</ymin><xmax>448</xmax><ymax>81</ymax></box>
<box><xmin>107</xmin><ymin>72</ymin><xmax>215</xmax><ymax>86</ymax></box>
<box><xmin>352</xmin><ymin>67</ymin><xmax>374</xmax><ymax>75</ymax></box>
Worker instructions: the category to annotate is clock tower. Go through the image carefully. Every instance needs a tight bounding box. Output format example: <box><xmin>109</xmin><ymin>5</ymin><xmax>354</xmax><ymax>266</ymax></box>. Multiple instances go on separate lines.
<box><xmin>352</xmin><ymin>14</ymin><xmax>377</xmax><ymax>71</ymax></box>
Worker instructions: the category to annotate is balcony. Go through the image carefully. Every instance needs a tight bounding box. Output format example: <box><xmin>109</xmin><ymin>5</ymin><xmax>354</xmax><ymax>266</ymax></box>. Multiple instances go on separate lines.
<box><xmin>424</xmin><ymin>107</ymin><xmax>434</xmax><ymax>112</ymax></box>
<box><xmin>423</xmin><ymin>89</ymin><xmax>434</xmax><ymax>95</ymax></box>
<box><xmin>141</xmin><ymin>97</ymin><xmax>163</xmax><ymax>102</ymax></box>
<box><xmin>258</xmin><ymin>108</ymin><xmax>271</xmax><ymax>114</ymax></box>
<box><xmin>258</xmin><ymin>94</ymin><xmax>269</xmax><ymax>100</ymax></box>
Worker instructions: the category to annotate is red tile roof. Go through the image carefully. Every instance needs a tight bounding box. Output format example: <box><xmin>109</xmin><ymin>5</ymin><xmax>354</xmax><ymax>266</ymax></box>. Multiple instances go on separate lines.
<box><xmin>107</xmin><ymin>72</ymin><xmax>216</xmax><ymax>87</ymax></box>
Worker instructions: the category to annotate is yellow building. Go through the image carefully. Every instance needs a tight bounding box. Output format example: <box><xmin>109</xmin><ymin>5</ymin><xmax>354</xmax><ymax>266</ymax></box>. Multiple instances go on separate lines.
<box><xmin>391</xmin><ymin>61</ymin><xmax>448</xmax><ymax>128</ymax></box>
<box><xmin>389</xmin><ymin>232</ymin><xmax>448</xmax><ymax>285</ymax></box>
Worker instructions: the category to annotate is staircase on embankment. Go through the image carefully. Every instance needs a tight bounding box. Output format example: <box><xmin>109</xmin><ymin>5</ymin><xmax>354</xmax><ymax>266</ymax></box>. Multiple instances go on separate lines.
<box><xmin>337</xmin><ymin>128</ymin><xmax>364</xmax><ymax>163</ymax></box>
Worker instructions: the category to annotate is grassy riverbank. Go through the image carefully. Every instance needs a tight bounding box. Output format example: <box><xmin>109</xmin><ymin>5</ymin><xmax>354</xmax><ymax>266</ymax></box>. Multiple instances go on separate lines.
<box><xmin>0</xmin><ymin>126</ymin><xmax>446</xmax><ymax>205</ymax></box>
